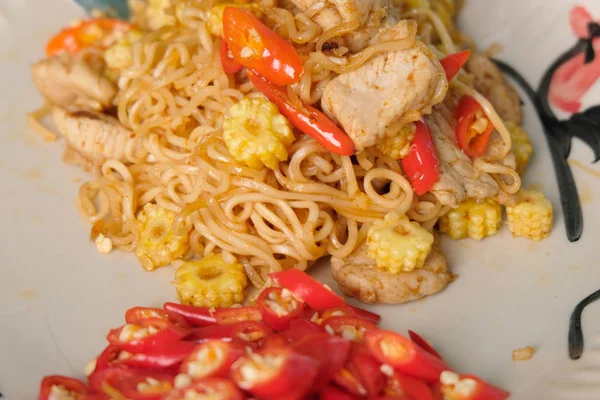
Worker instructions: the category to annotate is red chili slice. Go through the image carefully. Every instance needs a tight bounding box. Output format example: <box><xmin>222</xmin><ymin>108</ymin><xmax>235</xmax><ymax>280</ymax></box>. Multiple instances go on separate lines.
<box><xmin>164</xmin><ymin>302</ymin><xmax>222</xmax><ymax>327</ymax></box>
<box><xmin>319</xmin><ymin>384</ymin><xmax>360</xmax><ymax>400</ymax></box>
<box><xmin>386</xmin><ymin>371</ymin><xmax>435</xmax><ymax>400</ymax></box>
<box><xmin>115</xmin><ymin>340</ymin><xmax>196</xmax><ymax>371</ymax></box>
<box><xmin>88</xmin><ymin>367</ymin><xmax>137</xmax><ymax>394</ymax></box>
<box><xmin>292</xmin><ymin>332</ymin><xmax>351</xmax><ymax>391</ymax></box>
<box><xmin>106</xmin><ymin>319</ymin><xmax>190</xmax><ymax>353</ymax></box>
<box><xmin>214</xmin><ymin>306</ymin><xmax>262</xmax><ymax>325</ymax></box>
<box><xmin>45</xmin><ymin>18</ymin><xmax>132</xmax><ymax>56</ymax></box>
<box><xmin>332</xmin><ymin>367</ymin><xmax>367</xmax><ymax>397</ymax></box>
<box><xmin>283</xmin><ymin>319</ymin><xmax>323</xmax><ymax>343</ymax></box>
<box><xmin>321</xmin><ymin>316</ymin><xmax>378</xmax><ymax>341</ymax></box>
<box><xmin>408</xmin><ymin>330</ymin><xmax>444</xmax><ymax>360</ymax></box>
<box><xmin>365</xmin><ymin>330</ymin><xmax>450</xmax><ymax>383</ymax></box>
<box><xmin>345</xmin><ymin>341</ymin><xmax>385</xmax><ymax>396</ymax></box>
<box><xmin>247</xmin><ymin>70</ymin><xmax>356</xmax><ymax>156</ymax></box>
<box><xmin>455</xmin><ymin>95</ymin><xmax>495</xmax><ymax>158</ymax></box>
<box><xmin>189</xmin><ymin>324</ymin><xmax>236</xmax><ymax>342</ymax></box>
<box><xmin>257</xmin><ymin>287</ymin><xmax>305</xmax><ymax>331</ymax></box>
<box><xmin>125</xmin><ymin>307</ymin><xmax>191</xmax><ymax>329</ymax></box>
<box><xmin>344</xmin><ymin>304</ymin><xmax>381</xmax><ymax>324</ymax></box>
<box><xmin>220</xmin><ymin>39</ymin><xmax>243</xmax><ymax>74</ymax></box>
<box><xmin>99</xmin><ymin>370</ymin><xmax>175</xmax><ymax>400</ymax></box>
<box><xmin>231</xmin><ymin>345</ymin><xmax>319</xmax><ymax>400</ymax></box>
<box><xmin>180</xmin><ymin>340</ymin><xmax>245</xmax><ymax>379</ymax></box>
<box><xmin>434</xmin><ymin>374</ymin><xmax>510</xmax><ymax>400</ymax></box>
<box><xmin>440</xmin><ymin>49</ymin><xmax>471</xmax><ymax>81</ymax></box>
<box><xmin>164</xmin><ymin>378</ymin><xmax>245</xmax><ymax>400</ymax></box>
<box><xmin>400</xmin><ymin>119</ymin><xmax>440</xmax><ymax>196</ymax></box>
<box><xmin>39</xmin><ymin>375</ymin><xmax>89</xmax><ymax>400</ymax></box>
<box><xmin>222</xmin><ymin>7</ymin><xmax>303</xmax><ymax>85</ymax></box>
<box><xmin>269</xmin><ymin>269</ymin><xmax>345</xmax><ymax>311</ymax></box>
<box><xmin>231</xmin><ymin>320</ymin><xmax>273</xmax><ymax>349</ymax></box>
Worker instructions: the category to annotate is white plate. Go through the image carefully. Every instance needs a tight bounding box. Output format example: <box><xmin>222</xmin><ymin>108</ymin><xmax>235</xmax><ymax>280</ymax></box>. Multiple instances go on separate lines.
<box><xmin>1</xmin><ymin>1</ymin><xmax>600</xmax><ymax>398</ymax></box>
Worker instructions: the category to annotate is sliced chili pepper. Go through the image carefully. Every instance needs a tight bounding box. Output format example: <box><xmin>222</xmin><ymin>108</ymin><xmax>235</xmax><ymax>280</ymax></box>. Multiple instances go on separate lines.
<box><xmin>269</xmin><ymin>268</ymin><xmax>345</xmax><ymax>311</ymax></box>
<box><xmin>214</xmin><ymin>306</ymin><xmax>262</xmax><ymax>325</ymax></box>
<box><xmin>231</xmin><ymin>320</ymin><xmax>273</xmax><ymax>349</ymax></box>
<box><xmin>262</xmin><ymin>333</ymin><xmax>291</xmax><ymax>349</ymax></box>
<box><xmin>257</xmin><ymin>287</ymin><xmax>305</xmax><ymax>331</ymax></box>
<box><xmin>455</xmin><ymin>95</ymin><xmax>494</xmax><ymax>158</ymax></box>
<box><xmin>332</xmin><ymin>367</ymin><xmax>367</xmax><ymax>397</ymax></box>
<box><xmin>440</xmin><ymin>50</ymin><xmax>471</xmax><ymax>81</ymax></box>
<box><xmin>365</xmin><ymin>330</ymin><xmax>449</xmax><ymax>383</ymax></box>
<box><xmin>100</xmin><ymin>371</ymin><xmax>174</xmax><ymax>400</ymax></box>
<box><xmin>82</xmin><ymin>393</ymin><xmax>109</xmax><ymax>400</ymax></box>
<box><xmin>344</xmin><ymin>304</ymin><xmax>381</xmax><ymax>324</ymax></box>
<box><xmin>247</xmin><ymin>70</ymin><xmax>356</xmax><ymax>156</ymax></box>
<box><xmin>400</xmin><ymin>119</ymin><xmax>440</xmax><ymax>196</ymax></box>
<box><xmin>163</xmin><ymin>302</ymin><xmax>221</xmax><ymax>327</ymax></box>
<box><xmin>386</xmin><ymin>371</ymin><xmax>435</xmax><ymax>400</ymax></box>
<box><xmin>408</xmin><ymin>330</ymin><xmax>443</xmax><ymax>360</ymax></box>
<box><xmin>292</xmin><ymin>332</ymin><xmax>351</xmax><ymax>391</ymax></box>
<box><xmin>435</xmin><ymin>374</ymin><xmax>510</xmax><ymax>400</ymax></box>
<box><xmin>46</xmin><ymin>18</ymin><xmax>132</xmax><ymax>56</ymax></box>
<box><xmin>126</xmin><ymin>307</ymin><xmax>191</xmax><ymax>329</ymax></box>
<box><xmin>189</xmin><ymin>324</ymin><xmax>235</xmax><ymax>342</ymax></box>
<box><xmin>92</xmin><ymin>344</ymin><xmax>121</xmax><ymax>374</ymax></box>
<box><xmin>283</xmin><ymin>319</ymin><xmax>323</xmax><ymax>343</ymax></box>
<box><xmin>180</xmin><ymin>340</ymin><xmax>245</xmax><ymax>379</ymax></box>
<box><xmin>231</xmin><ymin>345</ymin><xmax>319</xmax><ymax>400</ymax></box>
<box><xmin>345</xmin><ymin>341</ymin><xmax>385</xmax><ymax>397</ymax></box>
<box><xmin>220</xmin><ymin>39</ymin><xmax>243</xmax><ymax>74</ymax></box>
<box><xmin>88</xmin><ymin>367</ymin><xmax>137</xmax><ymax>393</ymax></box>
<box><xmin>39</xmin><ymin>375</ymin><xmax>89</xmax><ymax>400</ymax></box>
<box><xmin>164</xmin><ymin>377</ymin><xmax>245</xmax><ymax>400</ymax></box>
<box><xmin>321</xmin><ymin>316</ymin><xmax>378</xmax><ymax>341</ymax></box>
<box><xmin>115</xmin><ymin>340</ymin><xmax>196</xmax><ymax>371</ymax></box>
<box><xmin>319</xmin><ymin>384</ymin><xmax>360</xmax><ymax>400</ymax></box>
<box><xmin>106</xmin><ymin>319</ymin><xmax>190</xmax><ymax>353</ymax></box>
<box><xmin>222</xmin><ymin>7</ymin><xmax>303</xmax><ymax>85</ymax></box>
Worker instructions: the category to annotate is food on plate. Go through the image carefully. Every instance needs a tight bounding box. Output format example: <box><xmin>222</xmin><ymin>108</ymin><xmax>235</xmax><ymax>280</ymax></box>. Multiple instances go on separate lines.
<box><xmin>512</xmin><ymin>346</ymin><xmax>535</xmax><ymax>361</ymax></box>
<box><xmin>29</xmin><ymin>0</ymin><xmax>553</xmax><ymax>305</ymax></box>
<box><xmin>37</xmin><ymin>270</ymin><xmax>510</xmax><ymax>400</ymax></box>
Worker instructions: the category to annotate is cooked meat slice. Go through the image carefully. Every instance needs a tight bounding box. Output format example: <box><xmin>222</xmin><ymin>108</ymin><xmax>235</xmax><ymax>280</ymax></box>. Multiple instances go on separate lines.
<box><xmin>31</xmin><ymin>52</ymin><xmax>117</xmax><ymax>110</ymax></box>
<box><xmin>330</xmin><ymin>242</ymin><xmax>453</xmax><ymax>304</ymax></box>
<box><xmin>466</xmin><ymin>52</ymin><xmax>522</xmax><ymax>125</ymax></box>
<box><xmin>426</xmin><ymin>93</ymin><xmax>500</xmax><ymax>207</ymax></box>
<box><xmin>52</xmin><ymin>107</ymin><xmax>145</xmax><ymax>166</ymax></box>
<box><xmin>321</xmin><ymin>20</ymin><xmax>448</xmax><ymax>151</ymax></box>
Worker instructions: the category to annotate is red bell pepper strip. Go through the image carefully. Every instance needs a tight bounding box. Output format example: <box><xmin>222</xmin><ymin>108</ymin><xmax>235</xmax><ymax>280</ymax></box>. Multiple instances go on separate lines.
<box><xmin>106</xmin><ymin>319</ymin><xmax>190</xmax><ymax>353</ymax></box>
<box><xmin>292</xmin><ymin>332</ymin><xmax>351</xmax><ymax>391</ymax></box>
<box><xmin>189</xmin><ymin>324</ymin><xmax>236</xmax><ymax>342</ymax></box>
<box><xmin>214</xmin><ymin>306</ymin><xmax>262</xmax><ymax>325</ymax></box>
<box><xmin>257</xmin><ymin>287</ymin><xmax>305</xmax><ymax>331</ymax></box>
<box><xmin>435</xmin><ymin>374</ymin><xmax>510</xmax><ymax>400</ymax></box>
<box><xmin>400</xmin><ymin>119</ymin><xmax>440</xmax><ymax>196</ymax></box>
<box><xmin>222</xmin><ymin>7</ymin><xmax>303</xmax><ymax>85</ymax></box>
<box><xmin>440</xmin><ymin>50</ymin><xmax>471</xmax><ymax>81</ymax></box>
<box><xmin>163</xmin><ymin>302</ymin><xmax>221</xmax><ymax>327</ymax></box>
<box><xmin>231</xmin><ymin>320</ymin><xmax>273</xmax><ymax>349</ymax></box>
<box><xmin>455</xmin><ymin>95</ymin><xmax>494</xmax><ymax>158</ymax></box>
<box><xmin>332</xmin><ymin>367</ymin><xmax>368</xmax><ymax>397</ymax></box>
<box><xmin>180</xmin><ymin>340</ymin><xmax>245</xmax><ymax>379</ymax></box>
<box><xmin>320</xmin><ymin>385</ymin><xmax>360</xmax><ymax>400</ymax></box>
<box><xmin>386</xmin><ymin>371</ymin><xmax>435</xmax><ymax>400</ymax></box>
<box><xmin>164</xmin><ymin>378</ymin><xmax>245</xmax><ymax>400</ymax></box>
<box><xmin>247</xmin><ymin>70</ymin><xmax>356</xmax><ymax>156</ymax></box>
<box><xmin>220</xmin><ymin>39</ymin><xmax>243</xmax><ymax>74</ymax></box>
<box><xmin>283</xmin><ymin>319</ymin><xmax>323</xmax><ymax>343</ymax></box>
<box><xmin>115</xmin><ymin>340</ymin><xmax>196</xmax><ymax>371</ymax></box>
<box><xmin>231</xmin><ymin>345</ymin><xmax>319</xmax><ymax>400</ymax></box>
<box><xmin>269</xmin><ymin>268</ymin><xmax>345</xmax><ymax>311</ymax></box>
<box><xmin>99</xmin><ymin>371</ymin><xmax>175</xmax><ymax>400</ymax></box>
<box><xmin>408</xmin><ymin>330</ymin><xmax>444</xmax><ymax>360</ymax></box>
<box><xmin>345</xmin><ymin>342</ymin><xmax>385</xmax><ymax>396</ymax></box>
<box><xmin>321</xmin><ymin>315</ymin><xmax>378</xmax><ymax>341</ymax></box>
<box><xmin>125</xmin><ymin>307</ymin><xmax>191</xmax><ymax>329</ymax></box>
<box><xmin>46</xmin><ymin>18</ymin><xmax>132</xmax><ymax>56</ymax></box>
<box><xmin>365</xmin><ymin>330</ymin><xmax>450</xmax><ymax>383</ymax></box>
<box><xmin>344</xmin><ymin>304</ymin><xmax>381</xmax><ymax>324</ymax></box>
<box><xmin>39</xmin><ymin>375</ymin><xmax>89</xmax><ymax>400</ymax></box>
